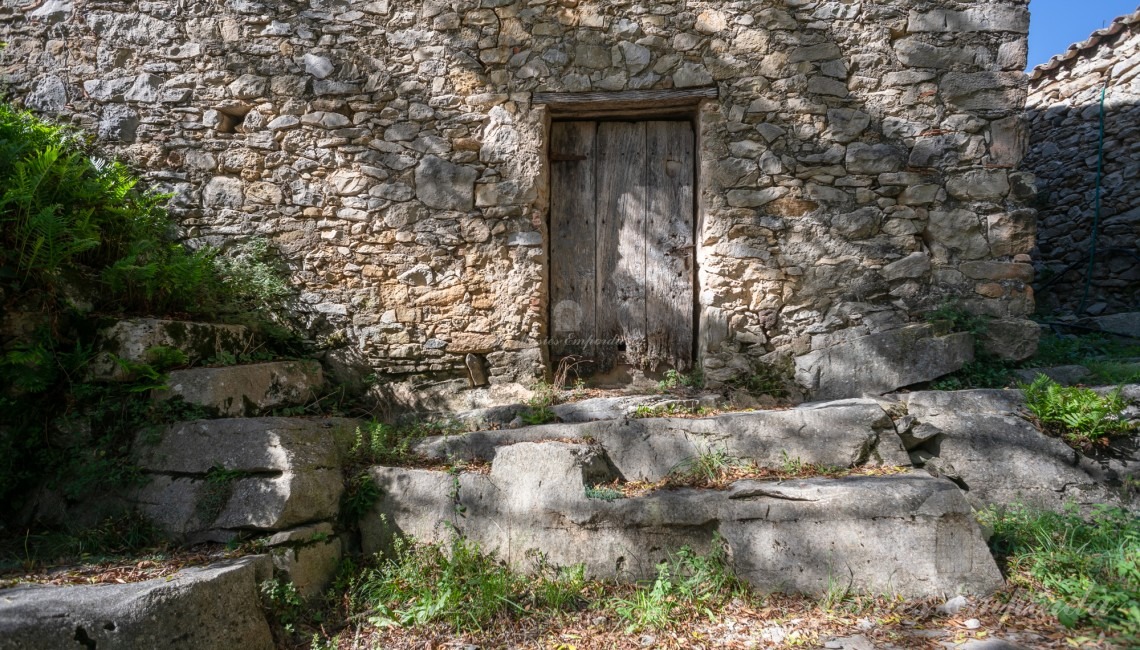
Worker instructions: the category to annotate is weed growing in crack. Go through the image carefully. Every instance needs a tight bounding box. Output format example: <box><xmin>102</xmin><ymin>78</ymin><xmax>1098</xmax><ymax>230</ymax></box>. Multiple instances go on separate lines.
<box><xmin>520</xmin><ymin>381</ymin><xmax>559</xmax><ymax>425</ymax></box>
<box><xmin>349</xmin><ymin>418</ymin><xmax>462</xmax><ymax>466</ymax></box>
<box><xmin>584</xmin><ymin>485</ymin><xmax>624</xmax><ymax>501</ymax></box>
<box><xmin>261</xmin><ymin>576</ymin><xmax>305</xmax><ymax>637</ymax></box>
<box><xmin>609</xmin><ymin>539</ymin><xmax>743</xmax><ymax>633</ymax></box>
<box><xmin>340</xmin><ymin>471</ymin><xmax>382</xmax><ymax>530</ymax></box>
<box><xmin>195</xmin><ymin>465</ymin><xmax>250</xmax><ymax>525</ymax></box>
<box><xmin>673</xmin><ymin>447</ymin><xmax>741</xmax><ymax>485</ymax></box>
<box><xmin>657</xmin><ymin>367</ymin><xmax>704</xmax><ymax>392</ymax></box>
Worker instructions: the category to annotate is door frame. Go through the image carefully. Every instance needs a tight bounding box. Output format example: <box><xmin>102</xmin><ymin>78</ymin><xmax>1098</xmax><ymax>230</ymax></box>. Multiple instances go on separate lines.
<box><xmin>535</xmin><ymin>88</ymin><xmax>718</xmax><ymax>380</ymax></box>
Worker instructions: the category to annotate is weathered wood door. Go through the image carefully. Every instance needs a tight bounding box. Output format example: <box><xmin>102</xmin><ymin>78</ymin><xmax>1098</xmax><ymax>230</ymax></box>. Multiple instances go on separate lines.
<box><xmin>550</xmin><ymin>120</ymin><xmax>695</xmax><ymax>373</ymax></box>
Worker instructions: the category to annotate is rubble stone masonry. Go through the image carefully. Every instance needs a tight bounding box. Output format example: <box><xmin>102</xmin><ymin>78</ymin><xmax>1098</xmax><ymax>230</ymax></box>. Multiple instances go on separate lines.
<box><xmin>0</xmin><ymin>0</ymin><xmax>1037</xmax><ymax>395</ymax></box>
<box><xmin>1025</xmin><ymin>11</ymin><xmax>1140</xmax><ymax>316</ymax></box>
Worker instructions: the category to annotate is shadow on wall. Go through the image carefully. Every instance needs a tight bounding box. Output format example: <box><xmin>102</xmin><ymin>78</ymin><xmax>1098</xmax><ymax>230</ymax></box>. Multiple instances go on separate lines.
<box><xmin>1024</xmin><ymin>98</ymin><xmax>1140</xmax><ymax>315</ymax></box>
<box><xmin>693</xmin><ymin>8</ymin><xmax>1035</xmax><ymax>387</ymax></box>
<box><xmin>5</xmin><ymin>1</ymin><xmax>1036</xmax><ymax>393</ymax></box>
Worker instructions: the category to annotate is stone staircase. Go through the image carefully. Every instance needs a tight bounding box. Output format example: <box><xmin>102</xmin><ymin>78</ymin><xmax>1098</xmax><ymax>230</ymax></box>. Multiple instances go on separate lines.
<box><xmin>96</xmin><ymin>319</ymin><xmax>357</xmax><ymax>594</ymax></box>
<box><xmin>4</xmin><ymin>319</ymin><xmax>1137</xmax><ymax>648</ymax></box>
<box><xmin>361</xmin><ymin>400</ymin><xmax>1003</xmax><ymax>597</ymax></box>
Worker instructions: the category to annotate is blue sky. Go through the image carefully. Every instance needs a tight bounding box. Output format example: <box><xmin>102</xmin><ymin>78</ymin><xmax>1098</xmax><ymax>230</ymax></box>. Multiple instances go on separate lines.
<box><xmin>1029</xmin><ymin>0</ymin><xmax>1140</xmax><ymax>69</ymax></box>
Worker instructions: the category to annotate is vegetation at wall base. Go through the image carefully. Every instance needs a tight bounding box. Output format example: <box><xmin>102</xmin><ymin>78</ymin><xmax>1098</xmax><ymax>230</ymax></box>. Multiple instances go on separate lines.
<box><xmin>980</xmin><ymin>503</ymin><xmax>1140</xmax><ymax>642</ymax></box>
<box><xmin>347</xmin><ymin>536</ymin><xmax>590</xmax><ymax>632</ymax></box>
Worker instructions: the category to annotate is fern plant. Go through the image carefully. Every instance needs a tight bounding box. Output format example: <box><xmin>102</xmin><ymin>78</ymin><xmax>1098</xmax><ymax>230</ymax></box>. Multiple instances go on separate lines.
<box><xmin>1021</xmin><ymin>375</ymin><xmax>1136</xmax><ymax>447</ymax></box>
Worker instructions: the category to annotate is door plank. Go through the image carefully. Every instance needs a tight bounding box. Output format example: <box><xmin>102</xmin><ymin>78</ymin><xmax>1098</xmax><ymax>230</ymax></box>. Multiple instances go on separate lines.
<box><xmin>596</xmin><ymin>122</ymin><xmax>648</xmax><ymax>368</ymax></box>
<box><xmin>549</xmin><ymin>122</ymin><xmax>598</xmax><ymax>361</ymax></box>
<box><xmin>645</xmin><ymin>121</ymin><xmax>695</xmax><ymax>371</ymax></box>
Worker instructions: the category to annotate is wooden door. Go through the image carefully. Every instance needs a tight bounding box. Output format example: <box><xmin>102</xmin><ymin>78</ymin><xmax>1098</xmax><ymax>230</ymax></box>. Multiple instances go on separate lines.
<box><xmin>550</xmin><ymin>120</ymin><xmax>695</xmax><ymax>374</ymax></box>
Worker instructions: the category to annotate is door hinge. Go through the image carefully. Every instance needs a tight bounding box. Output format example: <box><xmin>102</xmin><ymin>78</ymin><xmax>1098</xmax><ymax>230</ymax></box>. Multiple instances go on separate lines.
<box><xmin>551</xmin><ymin>153</ymin><xmax>588</xmax><ymax>162</ymax></box>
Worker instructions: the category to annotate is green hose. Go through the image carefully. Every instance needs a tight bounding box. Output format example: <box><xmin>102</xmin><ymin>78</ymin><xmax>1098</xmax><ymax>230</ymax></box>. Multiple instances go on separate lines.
<box><xmin>1078</xmin><ymin>84</ymin><xmax>1107</xmax><ymax>314</ymax></box>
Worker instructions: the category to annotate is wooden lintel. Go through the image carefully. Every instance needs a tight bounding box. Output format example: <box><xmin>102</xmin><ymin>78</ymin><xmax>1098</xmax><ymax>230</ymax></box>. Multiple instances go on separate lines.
<box><xmin>533</xmin><ymin>87</ymin><xmax>718</xmax><ymax>116</ymax></box>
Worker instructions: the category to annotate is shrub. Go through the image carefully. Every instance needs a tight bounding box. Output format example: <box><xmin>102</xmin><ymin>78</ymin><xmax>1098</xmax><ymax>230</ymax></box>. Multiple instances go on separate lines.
<box><xmin>0</xmin><ymin>103</ymin><xmax>223</xmax><ymax>313</ymax></box>
<box><xmin>1020</xmin><ymin>375</ymin><xmax>1135</xmax><ymax>447</ymax></box>
<box><xmin>0</xmin><ymin>104</ymin><xmax>297</xmax><ymax>535</ymax></box>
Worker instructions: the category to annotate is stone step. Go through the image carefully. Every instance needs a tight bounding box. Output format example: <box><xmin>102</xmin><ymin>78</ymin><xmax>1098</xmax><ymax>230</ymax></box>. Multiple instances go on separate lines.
<box><xmin>444</xmin><ymin>393</ymin><xmax>724</xmax><ymax>430</ymax></box>
<box><xmin>87</xmin><ymin>318</ymin><xmax>257</xmax><ymax>381</ymax></box>
<box><xmin>414</xmin><ymin>397</ymin><xmax>902</xmax><ymax>480</ymax></box>
<box><xmin>132</xmin><ymin>417</ymin><xmax>358</xmax><ymax>543</ymax></box>
<box><xmin>153</xmin><ymin>360</ymin><xmax>324</xmax><ymax>417</ymax></box>
<box><xmin>361</xmin><ymin>440</ymin><xmax>1002</xmax><ymax>597</ymax></box>
<box><xmin>0</xmin><ymin>556</ymin><xmax>274</xmax><ymax>650</ymax></box>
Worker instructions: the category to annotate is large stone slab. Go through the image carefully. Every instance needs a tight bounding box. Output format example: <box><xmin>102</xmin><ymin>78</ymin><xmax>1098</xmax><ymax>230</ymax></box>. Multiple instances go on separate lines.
<box><xmin>444</xmin><ymin>394</ymin><xmax>724</xmax><ymax>432</ymax></box>
<box><xmin>363</xmin><ymin>442</ymin><xmax>1001</xmax><ymax>597</ymax></box>
<box><xmin>1091</xmin><ymin>312</ymin><xmax>1140</xmax><ymax>338</ymax></box>
<box><xmin>413</xmin><ymin>399</ymin><xmax>893</xmax><ymax>481</ymax></box>
<box><xmin>795</xmin><ymin>325</ymin><xmax>973</xmax><ymax>400</ymax></box>
<box><xmin>132</xmin><ymin>417</ymin><xmax>358</xmax><ymax>541</ymax></box>
<box><xmin>722</xmin><ymin>475</ymin><xmax>1001</xmax><ymax>596</ymax></box>
<box><xmin>0</xmin><ymin>557</ymin><xmax>273</xmax><ymax>650</ymax></box>
<box><xmin>87</xmin><ymin>319</ymin><xmax>255</xmax><ymax>381</ymax></box>
<box><xmin>153</xmin><ymin>360</ymin><xmax>324</xmax><ymax>417</ymax></box>
<box><xmin>900</xmin><ymin>390</ymin><xmax>1114</xmax><ymax>509</ymax></box>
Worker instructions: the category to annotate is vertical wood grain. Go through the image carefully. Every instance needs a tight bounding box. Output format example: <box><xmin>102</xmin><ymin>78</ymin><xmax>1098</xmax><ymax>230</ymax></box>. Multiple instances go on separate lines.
<box><xmin>596</xmin><ymin>121</ymin><xmax>648</xmax><ymax>367</ymax></box>
<box><xmin>549</xmin><ymin>121</ymin><xmax>597</xmax><ymax>360</ymax></box>
<box><xmin>645</xmin><ymin>121</ymin><xmax>695</xmax><ymax>370</ymax></box>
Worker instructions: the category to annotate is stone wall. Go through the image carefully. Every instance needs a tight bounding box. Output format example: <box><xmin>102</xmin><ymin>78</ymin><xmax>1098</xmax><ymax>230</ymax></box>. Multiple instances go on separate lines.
<box><xmin>0</xmin><ymin>0</ymin><xmax>1036</xmax><ymax>396</ymax></box>
<box><xmin>1025</xmin><ymin>11</ymin><xmax>1140</xmax><ymax>316</ymax></box>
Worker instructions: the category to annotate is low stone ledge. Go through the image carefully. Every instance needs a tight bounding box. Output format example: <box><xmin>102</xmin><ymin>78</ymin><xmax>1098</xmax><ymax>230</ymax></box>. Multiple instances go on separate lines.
<box><xmin>363</xmin><ymin>441</ymin><xmax>1001</xmax><ymax>597</ymax></box>
<box><xmin>153</xmin><ymin>360</ymin><xmax>325</xmax><ymax>417</ymax></box>
<box><xmin>0</xmin><ymin>556</ymin><xmax>274</xmax><ymax>650</ymax></box>
<box><xmin>413</xmin><ymin>399</ymin><xmax>892</xmax><ymax>481</ymax></box>
<box><xmin>86</xmin><ymin>319</ymin><xmax>256</xmax><ymax>382</ymax></box>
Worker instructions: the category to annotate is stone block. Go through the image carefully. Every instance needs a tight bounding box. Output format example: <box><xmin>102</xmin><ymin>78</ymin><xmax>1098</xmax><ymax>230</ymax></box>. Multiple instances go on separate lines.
<box><xmin>902</xmin><ymin>390</ymin><xmax>1113</xmax><ymax>509</ymax></box>
<box><xmin>0</xmin><ymin>557</ymin><xmax>274</xmax><ymax>650</ymax></box>
<box><xmin>1092</xmin><ymin>312</ymin><xmax>1140</xmax><ymax>338</ymax></box>
<box><xmin>926</xmin><ymin>209</ymin><xmax>990</xmax><ymax>260</ymax></box>
<box><xmin>414</xmin><ymin>155</ymin><xmax>476</xmax><ymax>211</ymax></box>
<box><xmin>153</xmin><ymin>361</ymin><xmax>324</xmax><ymax>417</ymax></box>
<box><xmin>270</xmin><ymin>536</ymin><xmax>342</xmax><ymax>602</ymax></box>
<box><xmin>25</xmin><ymin>76</ymin><xmax>67</xmax><ymax>113</ymax></box>
<box><xmin>979</xmin><ymin>318</ymin><xmax>1039</xmax><ymax>361</ymax></box>
<box><xmin>882</xmin><ymin>252</ymin><xmax>931</xmax><ymax>281</ymax></box>
<box><xmin>133</xmin><ymin>417</ymin><xmax>356</xmax><ymax>539</ymax></box>
<box><xmin>947</xmin><ymin>170</ymin><xmax>1010</xmax><ymax>201</ymax></box>
<box><xmin>203</xmin><ymin>176</ymin><xmax>245</xmax><ymax>208</ymax></box>
<box><xmin>87</xmin><ymin>319</ymin><xmax>256</xmax><ymax>382</ymax></box>
<box><xmin>987</xmin><ymin>210</ymin><xmax>1036</xmax><ymax>257</ymax></box>
<box><xmin>941</xmin><ymin>72</ymin><xmax>1026</xmax><ymax>112</ymax></box>
<box><xmin>794</xmin><ymin>325</ymin><xmax>974</xmax><ymax>400</ymax></box>
<box><xmin>907</xmin><ymin>8</ymin><xmax>1029</xmax><ymax>34</ymax></box>
<box><xmin>846</xmin><ymin>143</ymin><xmax>904</xmax><ymax>174</ymax></box>
<box><xmin>413</xmin><ymin>400</ymin><xmax>893</xmax><ymax>481</ymax></box>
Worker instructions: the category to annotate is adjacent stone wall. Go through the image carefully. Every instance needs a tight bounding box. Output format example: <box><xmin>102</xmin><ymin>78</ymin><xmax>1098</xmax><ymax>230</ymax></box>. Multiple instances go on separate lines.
<box><xmin>0</xmin><ymin>0</ymin><xmax>1036</xmax><ymax>395</ymax></box>
<box><xmin>1025</xmin><ymin>11</ymin><xmax>1140</xmax><ymax>315</ymax></box>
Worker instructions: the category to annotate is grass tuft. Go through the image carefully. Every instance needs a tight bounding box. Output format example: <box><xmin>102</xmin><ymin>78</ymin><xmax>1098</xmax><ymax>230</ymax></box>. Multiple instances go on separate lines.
<box><xmin>980</xmin><ymin>504</ymin><xmax>1140</xmax><ymax>640</ymax></box>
